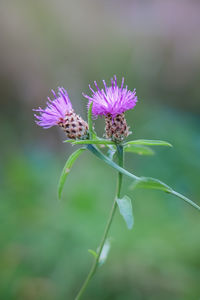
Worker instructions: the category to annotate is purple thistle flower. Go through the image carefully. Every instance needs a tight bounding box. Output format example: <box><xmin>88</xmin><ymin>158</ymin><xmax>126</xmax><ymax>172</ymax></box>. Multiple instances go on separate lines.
<box><xmin>33</xmin><ymin>87</ymin><xmax>73</xmax><ymax>129</ymax></box>
<box><xmin>83</xmin><ymin>75</ymin><xmax>137</xmax><ymax>118</ymax></box>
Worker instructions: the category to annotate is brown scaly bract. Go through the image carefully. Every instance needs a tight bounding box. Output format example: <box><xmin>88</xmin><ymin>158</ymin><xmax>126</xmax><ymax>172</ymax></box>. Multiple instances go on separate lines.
<box><xmin>105</xmin><ymin>113</ymin><xmax>130</xmax><ymax>142</ymax></box>
<box><xmin>59</xmin><ymin>111</ymin><xmax>88</xmax><ymax>140</ymax></box>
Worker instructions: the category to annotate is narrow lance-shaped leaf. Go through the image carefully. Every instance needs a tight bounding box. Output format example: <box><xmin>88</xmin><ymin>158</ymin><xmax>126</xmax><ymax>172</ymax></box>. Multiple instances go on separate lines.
<box><xmin>63</xmin><ymin>139</ymin><xmax>76</xmax><ymax>143</ymax></box>
<box><xmin>88</xmin><ymin>102</ymin><xmax>96</xmax><ymax>139</ymax></box>
<box><xmin>131</xmin><ymin>177</ymin><xmax>172</xmax><ymax>192</ymax></box>
<box><xmin>87</xmin><ymin>145</ymin><xmax>200</xmax><ymax>211</ymax></box>
<box><xmin>71</xmin><ymin>139</ymin><xmax>115</xmax><ymax>145</ymax></box>
<box><xmin>116</xmin><ymin>196</ymin><xmax>134</xmax><ymax>230</ymax></box>
<box><xmin>131</xmin><ymin>177</ymin><xmax>200</xmax><ymax>211</ymax></box>
<box><xmin>63</xmin><ymin>139</ymin><xmax>114</xmax><ymax>145</ymax></box>
<box><xmin>170</xmin><ymin>190</ymin><xmax>200</xmax><ymax>211</ymax></box>
<box><xmin>58</xmin><ymin>147</ymin><xmax>86</xmax><ymax>200</ymax></box>
<box><xmin>124</xmin><ymin>139</ymin><xmax>172</xmax><ymax>147</ymax></box>
<box><xmin>124</xmin><ymin>144</ymin><xmax>155</xmax><ymax>156</ymax></box>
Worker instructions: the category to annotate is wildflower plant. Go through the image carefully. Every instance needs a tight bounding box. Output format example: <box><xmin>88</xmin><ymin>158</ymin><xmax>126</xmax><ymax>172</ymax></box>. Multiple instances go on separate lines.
<box><xmin>34</xmin><ymin>76</ymin><xmax>200</xmax><ymax>299</ymax></box>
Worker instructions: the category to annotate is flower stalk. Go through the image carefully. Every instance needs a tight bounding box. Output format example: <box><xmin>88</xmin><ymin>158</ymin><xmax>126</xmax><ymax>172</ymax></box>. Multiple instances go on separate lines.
<box><xmin>75</xmin><ymin>144</ymin><xmax>124</xmax><ymax>300</ymax></box>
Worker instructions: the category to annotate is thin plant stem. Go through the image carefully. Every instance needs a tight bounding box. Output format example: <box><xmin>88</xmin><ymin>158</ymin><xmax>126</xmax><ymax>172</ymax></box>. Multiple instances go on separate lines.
<box><xmin>75</xmin><ymin>144</ymin><xmax>124</xmax><ymax>300</ymax></box>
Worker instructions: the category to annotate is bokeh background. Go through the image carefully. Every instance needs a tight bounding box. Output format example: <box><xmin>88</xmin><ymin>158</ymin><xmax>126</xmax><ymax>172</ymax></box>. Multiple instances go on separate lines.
<box><xmin>1</xmin><ymin>0</ymin><xmax>200</xmax><ymax>299</ymax></box>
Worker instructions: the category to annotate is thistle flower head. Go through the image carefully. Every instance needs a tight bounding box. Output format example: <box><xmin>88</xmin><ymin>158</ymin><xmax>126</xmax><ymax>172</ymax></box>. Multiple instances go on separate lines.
<box><xmin>83</xmin><ymin>75</ymin><xmax>137</xmax><ymax>118</ymax></box>
<box><xmin>33</xmin><ymin>87</ymin><xmax>73</xmax><ymax>129</ymax></box>
<box><xmin>33</xmin><ymin>87</ymin><xmax>88</xmax><ymax>139</ymax></box>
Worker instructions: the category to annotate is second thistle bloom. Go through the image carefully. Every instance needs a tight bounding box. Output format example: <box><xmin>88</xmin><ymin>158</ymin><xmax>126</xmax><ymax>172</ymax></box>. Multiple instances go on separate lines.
<box><xmin>33</xmin><ymin>87</ymin><xmax>88</xmax><ymax>139</ymax></box>
<box><xmin>83</xmin><ymin>76</ymin><xmax>137</xmax><ymax>141</ymax></box>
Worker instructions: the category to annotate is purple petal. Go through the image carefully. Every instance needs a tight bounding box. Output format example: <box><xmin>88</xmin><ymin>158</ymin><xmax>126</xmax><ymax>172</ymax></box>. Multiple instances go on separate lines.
<box><xmin>83</xmin><ymin>76</ymin><xmax>137</xmax><ymax>117</ymax></box>
<box><xmin>33</xmin><ymin>87</ymin><xmax>73</xmax><ymax>129</ymax></box>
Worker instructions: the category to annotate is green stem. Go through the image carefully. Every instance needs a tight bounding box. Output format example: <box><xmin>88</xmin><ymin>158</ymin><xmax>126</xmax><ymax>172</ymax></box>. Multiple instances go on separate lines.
<box><xmin>75</xmin><ymin>145</ymin><xmax>124</xmax><ymax>300</ymax></box>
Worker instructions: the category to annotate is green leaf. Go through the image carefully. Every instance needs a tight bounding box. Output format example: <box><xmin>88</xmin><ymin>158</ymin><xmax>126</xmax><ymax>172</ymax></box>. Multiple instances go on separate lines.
<box><xmin>116</xmin><ymin>196</ymin><xmax>134</xmax><ymax>230</ymax></box>
<box><xmin>63</xmin><ymin>139</ymin><xmax>76</xmax><ymax>143</ymax></box>
<box><xmin>124</xmin><ymin>139</ymin><xmax>172</xmax><ymax>147</ymax></box>
<box><xmin>131</xmin><ymin>177</ymin><xmax>200</xmax><ymax>211</ymax></box>
<box><xmin>87</xmin><ymin>145</ymin><xmax>200</xmax><ymax>211</ymax></box>
<box><xmin>169</xmin><ymin>190</ymin><xmax>200</xmax><ymax>211</ymax></box>
<box><xmin>88</xmin><ymin>102</ymin><xmax>96</xmax><ymax>139</ymax></box>
<box><xmin>131</xmin><ymin>177</ymin><xmax>172</xmax><ymax>192</ymax></box>
<box><xmin>58</xmin><ymin>148</ymin><xmax>86</xmax><ymax>200</ymax></box>
<box><xmin>71</xmin><ymin>139</ymin><xmax>115</xmax><ymax>145</ymax></box>
<box><xmin>124</xmin><ymin>144</ymin><xmax>155</xmax><ymax>155</ymax></box>
<box><xmin>99</xmin><ymin>239</ymin><xmax>111</xmax><ymax>266</ymax></box>
<box><xmin>88</xmin><ymin>249</ymin><xmax>98</xmax><ymax>258</ymax></box>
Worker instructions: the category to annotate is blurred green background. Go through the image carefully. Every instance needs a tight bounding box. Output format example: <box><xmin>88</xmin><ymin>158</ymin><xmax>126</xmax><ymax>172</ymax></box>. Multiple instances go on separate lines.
<box><xmin>1</xmin><ymin>0</ymin><xmax>200</xmax><ymax>299</ymax></box>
